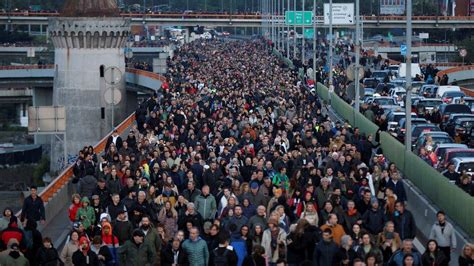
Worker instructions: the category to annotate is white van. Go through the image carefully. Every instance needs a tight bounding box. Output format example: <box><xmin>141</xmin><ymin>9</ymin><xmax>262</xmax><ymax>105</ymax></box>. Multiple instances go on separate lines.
<box><xmin>436</xmin><ymin>85</ymin><xmax>461</xmax><ymax>98</ymax></box>
<box><xmin>398</xmin><ymin>63</ymin><xmax>421</xmax><ymax>79</ymax></box>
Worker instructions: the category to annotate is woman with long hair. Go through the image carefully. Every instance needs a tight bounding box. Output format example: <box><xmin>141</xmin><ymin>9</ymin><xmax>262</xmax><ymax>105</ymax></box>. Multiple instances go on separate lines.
<box><xmin>421</xmin><ymin>239</ymin><xmax>448</xmax><ymax>266</ymax></box>
<box><xmin>157</xmin><ymin>201</ymin><xmax>178</xmax><ymax>240</ymax></box>
<box><xmin>459</xmin><ymin>243</ymin><xmax>474</xmax><ymax>266</ymax></box>
<box><xmin>60</xmin><ymin>231</ymin><xmax>80</xmax><ymax>266</ymax></box>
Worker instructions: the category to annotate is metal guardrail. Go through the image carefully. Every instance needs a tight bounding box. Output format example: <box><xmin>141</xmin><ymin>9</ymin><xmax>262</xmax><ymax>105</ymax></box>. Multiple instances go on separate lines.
<box><xmin>0</xmin><ymin>65</ymin><xmax>54</xmax><ymax>70</ymax></box>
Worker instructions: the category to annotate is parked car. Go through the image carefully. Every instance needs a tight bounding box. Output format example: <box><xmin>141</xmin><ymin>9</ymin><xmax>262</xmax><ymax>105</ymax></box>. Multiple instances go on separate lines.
<box><xmin>436</xmin><ymin>85</ymin><xmax>461</xmax><ymax>98</ymax></box>
<box><xmin>396</xmin><ymin>118</ymin><xmax>428</xmax><ymax>141</ymax></box>
<box><xmin>441</xmin><ymin>91</ymin><xmax>465</xmax><ymax>104</ymax></box>
<box><xmin>413</xmin><ymin>131</ymin><xmax>453</xmax><ymax>153</ymax></box>
<box><xmin>419</xmin><ymin>84</ymin><xmax>438</xmax><ymax>98</ymax></box>
<box><xmin>386</xmin><ymin>110</ymin><xmax>416</xmax><ymax>132</ymax></box>
<box><xmin>441</xmin><ymin>148</ymin><xmax>474</xmax><ymax>170</ymax></box>
<box><xmin>414</xmin><ymin>98</ymin><xmax>442</xmax><ymax>116</ymax></box>
<box><xmin>372</xmin><ymin>70</ymin><xmax>390</xmax><ymax>83</ymax></box>
<box><xmin>453</xmin><ymin>96</ymin><xmax>474</xmax><ymax>113</ymax></box>
<box><xmin>439</xmin><ymin>104</ymin><xmax>472</xmax><ymax>125</ymax></box>
<box><xmin>433</xmin><ymin>143</ymin><xmax>468</xmax><ymax>167</ymax></box>
<box><xmin>449</xmin><ymin>157</ymin><xmax>474</xmax><ymax>177</ymax></box>
<box><xmin>410</xmin><ymin>124</ymin><xmax>442</xmax><ymax>144</ymax></box>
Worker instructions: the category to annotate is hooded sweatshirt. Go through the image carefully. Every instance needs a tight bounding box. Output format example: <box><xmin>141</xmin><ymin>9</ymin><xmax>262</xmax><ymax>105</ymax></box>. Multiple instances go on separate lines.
<box><xmin>75</xmin><ymin>197</ymin><xmax>96</xmax><ymax>230</ymax></box>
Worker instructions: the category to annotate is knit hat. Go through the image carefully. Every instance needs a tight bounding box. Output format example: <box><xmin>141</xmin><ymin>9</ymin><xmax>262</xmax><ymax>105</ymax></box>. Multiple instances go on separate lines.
<box><xmin>250</xmin><ymin>182</ymin><xmax>259</xmax><ymax>189</ymax></box>
<box><xmin>133</xmin><ymin>229</ymin><xmax>145</xmax><ymax>237</ymax></box>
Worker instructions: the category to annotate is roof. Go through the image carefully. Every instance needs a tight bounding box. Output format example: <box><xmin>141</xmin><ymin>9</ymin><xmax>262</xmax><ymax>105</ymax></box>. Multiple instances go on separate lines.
<box><xmin>451</xmin><ymin>157</ymin><xmax>474</xmax><ymax>163</ymax></box>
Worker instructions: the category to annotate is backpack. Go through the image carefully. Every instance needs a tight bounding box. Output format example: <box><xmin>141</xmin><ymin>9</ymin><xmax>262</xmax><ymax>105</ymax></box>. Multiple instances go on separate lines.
<box><xmin>213</xmin><ymin>248</ymin><xmax>229</xmax><ymax>266</ymax></box>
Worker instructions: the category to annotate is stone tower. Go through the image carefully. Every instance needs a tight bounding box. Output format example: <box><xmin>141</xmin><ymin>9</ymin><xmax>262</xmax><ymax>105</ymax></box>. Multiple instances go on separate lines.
<box><xmin>48</xmin><ymin>0</ymin><xmax>130</xmax><ymax>169</ymax></box>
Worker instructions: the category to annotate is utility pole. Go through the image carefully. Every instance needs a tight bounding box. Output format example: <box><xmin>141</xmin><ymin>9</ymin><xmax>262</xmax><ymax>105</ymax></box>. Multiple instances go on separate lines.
<box><xmin>405</xmin><ymin>0</ymin><xmax>413</xmax><ymax>151</ymax></box>
<box><xmin>355</xmin><ymin>0</ymin><xmax>361</xmax><ymax>111</ymax></box>
<box><xmin>287</xmin><ymin>0</ymin><xmax>290</xmax><ymax>58</ymax></box>
<box><xmin>312</xmin><ymin>0</ymin><xmax>316</xmax><ymax>81</ymax></box>
<box><xmin>301</xmin><ymin>0</ymin><xmax>305</xmax><ymax>64</ymax></box>
<box><xmin>329</xmin><ymin>0</ymin><xmax>334</xmax><ymax>99</ymax></box>
<box><xmin>293</xmin><ymin>0</ymin><xmax>297</xmax><ymax>59</ymax></box>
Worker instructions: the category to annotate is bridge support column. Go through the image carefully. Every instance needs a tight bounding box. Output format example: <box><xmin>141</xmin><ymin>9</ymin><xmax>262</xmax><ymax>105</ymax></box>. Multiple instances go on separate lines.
<box><xmin>16</xmin><ymin>102</ymin><xmax>28</xmax><ymax>127</ymax></box>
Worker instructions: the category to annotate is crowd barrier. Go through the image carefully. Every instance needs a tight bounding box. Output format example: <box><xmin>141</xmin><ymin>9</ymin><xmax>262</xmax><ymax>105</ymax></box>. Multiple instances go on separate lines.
<box><xmin>316</xmin><ymin>82</ymin><xmax>474</xmax><ymax>236</ymax></box>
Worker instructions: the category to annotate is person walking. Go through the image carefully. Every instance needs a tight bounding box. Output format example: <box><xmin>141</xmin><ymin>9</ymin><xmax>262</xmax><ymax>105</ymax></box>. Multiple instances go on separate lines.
<box><xmin>181</xmin><ymin>227</ymin><xmax>209</xmax><ymax>266</ymax></box>
<box><xmin>20</xmin><ymin>186</ymin><xmax>45</xmax><ymax>226</ymax></box>
<box><xmin>429</xmin><ymin>211</ymin><xmax>456</xmax><ymax>263</ymax></box>
<box><xmin>118</xmin><ymin>229</ymin><xmax>156</xmax><ymax>266</ymax></box>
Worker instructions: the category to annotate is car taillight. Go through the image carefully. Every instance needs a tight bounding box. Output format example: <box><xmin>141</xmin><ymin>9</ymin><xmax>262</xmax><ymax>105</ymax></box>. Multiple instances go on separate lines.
<box><xmin>442</xmin><ymin>97</ymin><xmax>452</xmax><ymax>103</ymax></box>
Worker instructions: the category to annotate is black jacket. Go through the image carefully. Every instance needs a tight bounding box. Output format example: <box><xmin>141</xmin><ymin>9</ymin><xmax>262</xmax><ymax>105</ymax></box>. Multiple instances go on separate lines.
<box><xmin>313</xmin><ymin>240</ymin><xmax>339</xmax><ymax>266</ymax></box>
<box><xmin>393</xmin><ymin>210</ymin><xmax>417</xmax><ymax>240</ymax></box>
<box><xmin>72</xmin><ymin>249</ymin><xmax>99</xmax><ymax>266</ymax></box>
<box><xmin>161</xmin><ymin>245</ymin><xmax>189</xmax><ymax>266</ymax></box>
<box><xmin>21</xmin><ymin>195</ymin><xmax>45</xmax><ymax>222</ymax></box>
<box><xmin>210</xmin><ymin>246</ymin><xmax>238</xmax><ymax>266</ymax></box>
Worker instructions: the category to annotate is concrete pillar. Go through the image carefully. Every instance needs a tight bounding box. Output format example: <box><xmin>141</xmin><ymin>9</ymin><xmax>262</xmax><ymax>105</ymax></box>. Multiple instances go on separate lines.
<box><xmin>48</xmin><ymin>17</ymin><xmax>131</xmax><ymax>171</ymax></box>
<box><xmin>28</xmin><ymin>24</ymin><xmax>31</xmax><ymax>35</ymax></box>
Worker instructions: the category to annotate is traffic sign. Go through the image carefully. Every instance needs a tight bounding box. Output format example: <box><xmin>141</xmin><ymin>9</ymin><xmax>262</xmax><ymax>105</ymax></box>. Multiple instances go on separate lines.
<box><xmin>104</xmin><ymin>67</ymin><xmax>123</xmax><ymax>86</ymax></box>
<box><xmin>285</xmin><ymin>11</ymin><xmax>313</xmax><ymax>26</ymax></box>
<box><xmin>324</xmin><ymin>3</ymin><xmax>354</xmax><ymax>25</ymax></box>
<box><xmin>104</xmin><ymin>87</ymin><xmax>122</xmax><ymax>105</ymax></box>
<box><xmin>459</xmin><ymin>48</ymin><xmax>468</xmax><ymax>57</ymax></box>
<box><xmin>400</xmin><ymin>44</ymin><xmax>407</xmax><ymax>56</ymax></box>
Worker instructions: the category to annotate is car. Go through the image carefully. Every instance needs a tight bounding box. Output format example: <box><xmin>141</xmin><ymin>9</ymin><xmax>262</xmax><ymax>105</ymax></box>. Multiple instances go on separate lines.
<box><xmin>363</xmin><ymin>78</ymin><xmax>379</xmax><ymax>90</ymax></box>
<box><xmin>442</xmin><ymin>113</ymin><xmax>474</xmax><ymax>132</ymax></box>
<box><xmin>441</xmin><ymin>91</ymin><xmax>465</xmax><ymax>104</ymax></box>
<box><xmin>413</xmin><ymin>131</ymin><xmax>453</xmax><ymax>153</ymax></box>
<box><xmin>449</xmin><ymin>157</ymin><xmax>474</xmax><ymax>177</ymax></box>
<box><xmin>436</xmin><ymin>85</ymin><xmax>461</xmax><ymax>98</ymax></box>
<box><xmin>441</xmin><ymin>148</ymin><xmax>474</xmax><ymax>170</ymax></box>
<box><xmin>372</xmin><ymin>97</ymin><xmax>399</xmax><ymax>110</ymax></box>
<box><xmin>433</xmin><ymin>143</ymin><xmax>468</xmax><ymax>167</ymax></box>
<box><xmin>386</xmin><ymin>110</ymin><xmax>416</xmax><ymax>132</ymax></box>
<box><xmin>419</xmin><ymin>84</ymin><xmax>438</xmax><ymax>98</ymax></box>
<box><xmin>375</xmin><ymin>82</ymin><xmax>396</xmax><ymax>94</ymax></box>
<box><xmin>388</xmin><ymin>65</ymin><xmax>400</xmax><ymax>77</ymax></box>
<box><xmin>410</xmin><ymin>124</ymin><xmax>442</xmax><ymax>144</ymax></box>
<box><xmin>371</xmin><ymin>70</ymin><xmax>390</xmax><ymax>83</ymax></box>
<box><xmin>389</xmin><ymin>87</ymin><xmax>406</xmax><ymax>100</ymax></box>
<box><xmin>439</xmin><ymin>104</ymin><xmax>472</xmax><ymax>124</ymax></box>
<box><xmin>453</xmin><ymin>96</ymin><xmax>474</xmax><ymax>113</ymax></box>
<box><xmin>413</xmin><ymin>98</ymin><xmax>442</xmax><ymax>116</ymax></box>
<box><xmin>396</xmin><ymin>117</ymin><xmax>428</xmax><ymax>141</ymax></box>
<box><xmin>452</xmin><ymin>117</ymin><xmax>474</xmax><ymax>142</ymax></box>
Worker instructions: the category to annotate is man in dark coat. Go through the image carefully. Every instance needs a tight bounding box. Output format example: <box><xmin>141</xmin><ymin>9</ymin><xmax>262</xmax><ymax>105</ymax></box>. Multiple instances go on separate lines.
<box><xmin>393</xmin><ymin>201</ymin><xmax>417</xmax><ymax>240</ymax></box>
<box><xmin>105</xmin><ymin>129</ymin><xmax>123</xmax><ymax>151</ymax></box>
<box><xmin>313</xmin><ymin>229</ymin><xmax>338</xmax><ymax>266</ymax></box>
<box><xmin>161</xmin><ymin>237</ymin><xmax>189</xmax><ymax>266</ymax></box>
<box><xmin>20</xmin><ymin>186</ymin><xmax>45</xmax><ymax>225</ymax></box>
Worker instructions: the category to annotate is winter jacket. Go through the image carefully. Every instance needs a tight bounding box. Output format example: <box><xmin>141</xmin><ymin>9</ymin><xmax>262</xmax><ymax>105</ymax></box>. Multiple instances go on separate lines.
<box><xmin>393</xmin><ymin>210</ymin><xmax>417</xmax><ymax>240</ymax></box>
<box><xmin>429</xmin><ymin>221</ymin><xmax>457</xmax><ymax>249</ymax></box>
<box><xmin>0</xmin><ymin>249</ymin><xmax>29</xmax><ymax>266</ymax></box>
<box><xmin>362</xmin><ymin>207</ymin><xmax>387</xmax><ymax>235</ymax></box>
<box><xmin>182</xmin><ymin>189</ymin><xmax>201</xmax><ymax>203</ymax></box>
<box><xmin>143</xmin><ymin>227</ymin><xmax>162</xmax><ymax>256</ymax></box>
<box><xmin>320</xmin><ymin>223</ymin><xmax>346</xmax><ymax>246</ymax></box>
<box><xmin>21</xmin><ymin>195</ymin><xmax>45</xmax><ymax>222</ymax></box>
<box><xmin>194</xmin><ymin>194</ymin><xmax>217</xmax><ymax>220</ymax></box>
<box><xmin>60</xmin><ymin>240</ymin><xmax>79</xmax><ymax>266</ymax></box>
<box><xmin>157</xmin><ymin>209</ymin><xmax>178</xmax><ymax>239</ymax></box>
<box><xmin>248</xmin><ymin>214</ymin><xmax>267</xmax><ymax>231</ymax></box>
<box><xmin>112</xmin><ymin>219</ymin><xmax>133</xmax><ymax>246</ymax></box>
<box><xmin>161</xmin><ymin>245</ymin><xmax>189</xmax><ymax>266</ymax></box>
<box><xmin>261</xmin><ymin>228</ymin><xmax>287</xmax><ymax>263</ymax></box>
<box><xmin>118</xmin><ymin>240</ymin><xmax>156</xmax><ymax>266</ymax></box>
<box><xmin>107</xmin><ymin>176</ymin><xmax>122</xmax><ymax>196</ymax></box>
<box><xmin>68</xmin><ymin>203</ymin><xmax>81</xmax><ymax>222</ymax></box>
<box><xmin>78</xmin><ymin>175</ymin><xmax>98</xmax><ymax>198</ymax></box>
<box><xmin>388</xmin><ymin>250</ymin><xmax>422</xmax><ymax>266</ymax></box>
<box><xmin>312</xmin><ymin>240</ymin><xmax>338</xmax><ymax>266</ymax></box>
<box><xmin>72</xmin><ymin>249</ymin><xmax>99</xmax><ymax>266</ymax></box>
<box><xmin>182</xmin><ymin>238</ymin><xmax>209</xmax><ymax>266</ymax></box>
<box><xmin>36</xmin><ymin>246</ymin><xmax>60</xmax><ymax>266</ymax></box>
<box><xmin>243</xmin><ymin>191</ymin><xmax>268</xmax><ymax>208</ymax></box>
<box><xmin>76</xmin><ymin>198</ymin><xmax>96</xmax><ymax>230</ymax></box>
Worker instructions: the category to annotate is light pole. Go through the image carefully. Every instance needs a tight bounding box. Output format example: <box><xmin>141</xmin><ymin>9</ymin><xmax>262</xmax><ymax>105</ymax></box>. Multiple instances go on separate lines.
<box><xmin>405</xmin><ymin>0</ymin><xmax>413</xmax><ymax>151</ymax></box>
<box><xmin>293</xmin><ymin>0</ymin><xmax>297</xmax><ymax>59</ymax></box>
<box><xmin>287</xmin><ymin>0</ymin><xmax>290</xmax><ymax>58</ymax></box>
<box><xmin>328</xmin><ymin>0</ymin><xmax>334</xmax><ymax>98</ymax></box>
<box><xmin>355</xmin><ymin>0</ymin><xmax>361</xmax><ymax>111</ymax></box>
<box><xmin>302</xmin><ymin>0</ymin><xmax>305</xmax><ymax>64</ymax></box>
<box><xmin>312</xmin><ymin>0</ymin><xmax>316</xmax><ymax>81</ymax></box>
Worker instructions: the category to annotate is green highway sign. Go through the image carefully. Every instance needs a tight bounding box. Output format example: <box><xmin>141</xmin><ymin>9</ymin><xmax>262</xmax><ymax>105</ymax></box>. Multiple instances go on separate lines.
<box><xmin>285</xmin><ymin>11</ymin><xmax>313</xmax><ymax>26</ymax></box>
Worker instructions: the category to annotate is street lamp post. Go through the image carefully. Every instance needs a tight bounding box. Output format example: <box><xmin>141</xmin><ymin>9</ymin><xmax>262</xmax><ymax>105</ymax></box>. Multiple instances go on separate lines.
<box><xmin>355</xmin><ymin>0</ymin><xmax>361</xmax><ymax>111</ymax></box>
<box><xmin>313</xmin><ymin>0</ymin><xmax>316</xmax><ymax>81</ymax></box>
<box><xmin>293</xmin><ymin>0</ymin><xmax>297</xmax><ymax>59</ymax></box>
<box><xmin>405</xmin><ymin>0</ymin><xmax>413</xmax><ymax>151</ymax></box>
<box><xmin>302</xmin><ymin>0</ymin><xmax>305</xmax><ymax>64</ymax></box>
<box><xmin>287</xmin><ymin>0</ymin><xmax>290</xmax><ymax>58</ymax></box>
<box><xmin>328</xmin><ymin>0</ymin><xmax>334</xmax><ymax>98</ymax></box>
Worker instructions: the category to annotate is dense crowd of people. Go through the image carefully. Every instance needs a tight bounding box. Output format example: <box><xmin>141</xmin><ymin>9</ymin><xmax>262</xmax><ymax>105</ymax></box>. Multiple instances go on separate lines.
<box><xmin>0</xmin><ymin>38</ymin><xmax>473</xmax><ymax>266</ymax></box>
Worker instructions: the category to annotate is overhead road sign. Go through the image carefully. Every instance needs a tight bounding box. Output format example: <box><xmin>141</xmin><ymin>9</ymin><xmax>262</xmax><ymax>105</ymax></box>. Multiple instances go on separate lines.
<box><xmin>324</xmin><ymin>3</ymin><xmax>355</xmax><ymax>25</ymax></box>
<box><xmin>400</xmin><ymin>44</ymin><xmax>407</xmax><ymax>56</ymax></box>
<box><xmin>285</xmin><ymin>11</ymin><xmax>313</xmax><ymax>26</ymax></box>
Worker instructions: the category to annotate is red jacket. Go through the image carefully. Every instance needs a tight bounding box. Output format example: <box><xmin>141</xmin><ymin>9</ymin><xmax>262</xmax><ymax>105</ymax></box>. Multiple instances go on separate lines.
<box><xmin>68</xmin><ymin>202</ymin><xmax>81</xmax><ymax>222</ymax></box>
<box><xmin>1</xmin><ymin>225</ymin><xmax>24</xmax><ymax>248</ymax></box>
